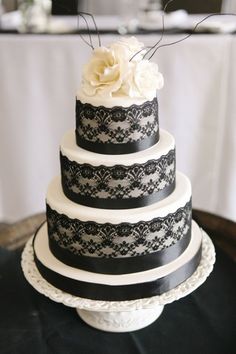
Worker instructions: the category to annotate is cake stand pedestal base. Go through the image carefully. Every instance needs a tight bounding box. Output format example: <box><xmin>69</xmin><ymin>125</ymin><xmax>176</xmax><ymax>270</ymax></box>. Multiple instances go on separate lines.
<box><xmin>77</xmin><ymin>305</ymin><xmax>164</xmax><ymax>332</ymax></box>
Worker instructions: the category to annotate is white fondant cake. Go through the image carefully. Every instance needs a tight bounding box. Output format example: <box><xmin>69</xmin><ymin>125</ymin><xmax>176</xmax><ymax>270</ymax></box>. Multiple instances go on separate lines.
<box><xmin>31</xmin><ymin>37</ymin><xmax>202</xmax><ymax>301</ymax></box>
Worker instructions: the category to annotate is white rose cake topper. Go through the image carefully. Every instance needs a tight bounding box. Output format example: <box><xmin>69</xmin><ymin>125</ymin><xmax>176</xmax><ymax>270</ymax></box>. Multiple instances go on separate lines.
<box><xmin>81</xmin><ymin>37</ymin><xmax>164</xmax><ymax>99</ymax></box>
<box><xmin>77</xmin><ymin>0</ymin><xmax>236</xmax><ymax>101</ymax></box>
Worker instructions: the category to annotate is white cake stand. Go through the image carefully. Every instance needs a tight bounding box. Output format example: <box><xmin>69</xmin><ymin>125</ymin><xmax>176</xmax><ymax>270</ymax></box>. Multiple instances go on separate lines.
<box><xmin>21</xmin><ymin>229</ymin><xmax>215</xmax><ymax>333</ymax></box>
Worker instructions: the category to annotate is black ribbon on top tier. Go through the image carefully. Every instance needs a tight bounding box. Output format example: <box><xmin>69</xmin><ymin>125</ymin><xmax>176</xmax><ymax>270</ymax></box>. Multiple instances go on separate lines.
<box><xmin>75</xmin><ymin>97</ymin><xmax>159</xmax><ymax>154</ymax></box>
<box><xmin>33</xmin><ymin>233</ymin><xmax>202</xmax><ymax>301</ymax></box>
<box><xmin>60</xmin><ymin>150</ymin><xmax>176</xmax><ymax>209</ymax></box>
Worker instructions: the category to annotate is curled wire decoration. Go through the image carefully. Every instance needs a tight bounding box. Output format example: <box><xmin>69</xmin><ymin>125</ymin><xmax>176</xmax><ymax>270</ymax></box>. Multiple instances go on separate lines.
<box><xmin>52</xmin><ymin>1</ymin><xmax>101</xmax><ymax>50</ymax></box>
<box><xmin>129</xmin><ymin>47</ymin><xmax>151</xmax><ymax>62</ymax></box>
<box><xmin>147</xmin><ymin>12</ymin><xmax>236</xmax><ymax>60</ymax></box>
<box><xmin>53</xmin><ymin>2</ymin><xmax>235</xmax><ymax>58</ymax></box>
<box><xmin>77</xmin><ymin>12</ymin><xmax>101</xmax><ymax>50</ymax></box>
<box><xmin>130</xmin><ymin>9</ymin><xmax>236</xmax><ymax>61</ymax></box>
<box><xmin>129</xmin><ymin>0</ymin><xmax>174</xmax><ymax>62</ymax></box>
<box><xmin>142</xmin><ymin>0</ymin><xmax>175</xmax><ymax>61</ymax></box>
<box><xmin>77</xmin><ymin>12</ymin><xmax>94</xmax><ymax>49</ymax></box>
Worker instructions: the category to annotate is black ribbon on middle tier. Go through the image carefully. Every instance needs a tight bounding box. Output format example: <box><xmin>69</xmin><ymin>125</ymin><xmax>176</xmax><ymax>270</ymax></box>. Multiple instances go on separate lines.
<box><xmin>48</xmin><ymin>228</ymin><xmax>191</xmax><ymax>275</ymax></box>
<box><xmin>61</xmin><ymin>179</ymin><xmax>175</xmax><ymax>209</ymax></box>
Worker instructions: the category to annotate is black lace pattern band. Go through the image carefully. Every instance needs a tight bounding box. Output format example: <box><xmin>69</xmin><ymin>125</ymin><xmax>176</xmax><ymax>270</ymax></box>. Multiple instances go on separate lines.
<box><xmin>75</xmin><ymin>98</ymin><xmax>159</xmax><ymax>154</ymax></box>
<box><xmin>46</xmin><ymin>200</ymin><xmax>192</xmax><ymax>274</ymax></box>
<box><xmin>60</xmin><ymin>149</ymin><xmax>176</xmax><ymax>209</ymax></box>
<box><xmin>49</xmin><ymin>228</ymin><xmax>191</xmax><ymax>274</ymax></box>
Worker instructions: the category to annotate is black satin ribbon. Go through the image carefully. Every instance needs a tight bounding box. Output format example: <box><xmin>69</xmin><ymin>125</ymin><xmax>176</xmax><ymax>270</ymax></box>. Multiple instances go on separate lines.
<box><xmin>33</xmin><ymin>239</ymin><xmax>202</xmax><ymax>301</ymax></box>
<box><xmin>61</xmin><ymin>179</ymin><xmax>175</xmax><ymax>209</ymax></box>
<box><xmin>48</xmin><ymin>227</ymin><xmax>191</xmax><ymax>274</ymax></box>
<box><xmin>75</xmin><ymin>131</ymin><xmax>159</xmax><ymax>155</ymax></box>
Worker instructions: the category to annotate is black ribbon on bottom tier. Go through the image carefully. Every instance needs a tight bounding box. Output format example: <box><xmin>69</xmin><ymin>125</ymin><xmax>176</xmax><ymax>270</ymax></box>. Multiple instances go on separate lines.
<box><xmin>33</xmin><ymin>241</ymin><xmax>202</xmax><ymax>301</ymax></box>
<box><xmin>61</xmin><ymin>180</ymin><xmax>176</xmax><ymax>209</ymax></box>
<box><xmin>75</xmin><ymin>131</ymin><xmax>159</xmax><ymax>155</ymax></box>
<box><xmin>48</xmin><ymin>228</ymin><xmax>191</xmax><ymax>275</ymax></box>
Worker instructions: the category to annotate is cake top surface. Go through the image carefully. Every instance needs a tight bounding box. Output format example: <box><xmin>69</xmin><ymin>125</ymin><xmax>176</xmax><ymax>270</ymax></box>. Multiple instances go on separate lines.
<box><xmin>78</xmin><ymin>37</ymin><xmax>164</xmax><ymax>102</ymax></box>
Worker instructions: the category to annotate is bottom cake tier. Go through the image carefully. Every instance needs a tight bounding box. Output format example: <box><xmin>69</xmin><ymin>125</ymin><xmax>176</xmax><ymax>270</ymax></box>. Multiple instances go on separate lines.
<box><xmin>33</xmin><ymin>220</ymin><xmax>202</xmax><ymax>301</ymax></box>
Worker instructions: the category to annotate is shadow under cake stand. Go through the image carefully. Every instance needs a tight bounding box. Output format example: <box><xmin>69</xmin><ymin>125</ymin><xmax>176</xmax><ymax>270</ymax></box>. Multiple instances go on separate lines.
<box><xmin>21</xmin><ymin>229</ymin><xmax>215</xmax><ymax>333</ymax></box>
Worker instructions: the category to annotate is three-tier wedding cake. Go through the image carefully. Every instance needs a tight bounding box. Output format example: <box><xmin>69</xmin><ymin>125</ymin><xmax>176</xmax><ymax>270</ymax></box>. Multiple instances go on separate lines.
<box><xmin>33</xmin><ymin>37</ymin><xmax>202</xmax><ymax>301</ymax></box>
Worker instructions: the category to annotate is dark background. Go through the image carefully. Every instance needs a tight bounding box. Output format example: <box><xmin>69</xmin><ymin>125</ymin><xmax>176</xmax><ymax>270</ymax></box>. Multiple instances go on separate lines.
<box><xmin>51</xmin><ymin>0</ymin><xmax>222</xmax><ymax>15</ymax></box>
<box><xmin>1</xmin><ymin>0</ymin><xmax>224</xmax><ymax>14</ymax></box>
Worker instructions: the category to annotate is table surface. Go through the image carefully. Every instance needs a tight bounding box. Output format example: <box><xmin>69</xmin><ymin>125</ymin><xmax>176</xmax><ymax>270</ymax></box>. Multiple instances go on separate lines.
<box><xmin>0</xmin><ymin>211</ymin><xmax>235</xmax><ymax>354</ymax></box>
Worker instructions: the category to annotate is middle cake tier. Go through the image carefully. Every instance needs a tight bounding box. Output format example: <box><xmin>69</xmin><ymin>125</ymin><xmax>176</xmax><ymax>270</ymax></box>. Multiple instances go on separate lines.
<box><xmin>60</xmin><ymin>129</ymin><xmax>175</xmax><ymax>209</ymax></box>
<box><xmin>46</xmin><ymin>172</ymin><xmax>191</xmax><ymax>275</ymax></box>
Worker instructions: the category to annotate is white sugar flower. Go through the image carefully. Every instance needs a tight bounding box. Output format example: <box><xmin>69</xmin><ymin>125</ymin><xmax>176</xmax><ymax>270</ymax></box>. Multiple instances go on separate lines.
<box><xmin>82</xmin><ymin>44</ymin><xmax>131</xmax><ymax>97</ymax></box>
<box><xmin>110</xmin><ymin>36</ymin><xmax>145</xmax><ymax>61</ymax></box>
<box><xmin>134</xmin><ymin>60</ymin><xmax>164</xmax><ymax>98</ymax></box>
<box><xmin>81</xmin><ymin>37</ymin><xmax>164</xmax><ymax>98</ymax></box>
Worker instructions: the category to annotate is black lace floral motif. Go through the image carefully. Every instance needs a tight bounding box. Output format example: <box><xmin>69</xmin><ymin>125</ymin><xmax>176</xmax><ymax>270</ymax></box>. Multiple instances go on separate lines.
<box><xmin>76</xmin><ymin>97</ymin><xmax>159</xmax><ymax>145</ymax></box>
<box><xmin>60</xmin><ymin>149</ymin><xmax>175</xmax><ymax>201</ymax></box>
<box><xmin>46</xmin><ymin>200</ymin><xmax>192</xmax><ymax>258</ymax></box>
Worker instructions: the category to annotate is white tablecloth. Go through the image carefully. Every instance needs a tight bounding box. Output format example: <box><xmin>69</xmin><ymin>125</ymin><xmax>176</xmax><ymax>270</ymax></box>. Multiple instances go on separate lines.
<box><xmin>0</xmin><ymin>33</ymin><xmax>236</xmax><ymax>222</ymax></box>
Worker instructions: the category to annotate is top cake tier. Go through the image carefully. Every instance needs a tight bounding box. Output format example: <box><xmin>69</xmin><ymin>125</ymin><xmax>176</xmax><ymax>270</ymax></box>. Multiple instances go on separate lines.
<box><xmin>76</xmin><ymin>37</ymin><xmax>164</xmax><ymax>155</ymax></box>
<box><xmin>76</xmin><ymin>95</ymin><xmax>159</xmax><ymax>154</ymax></box>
